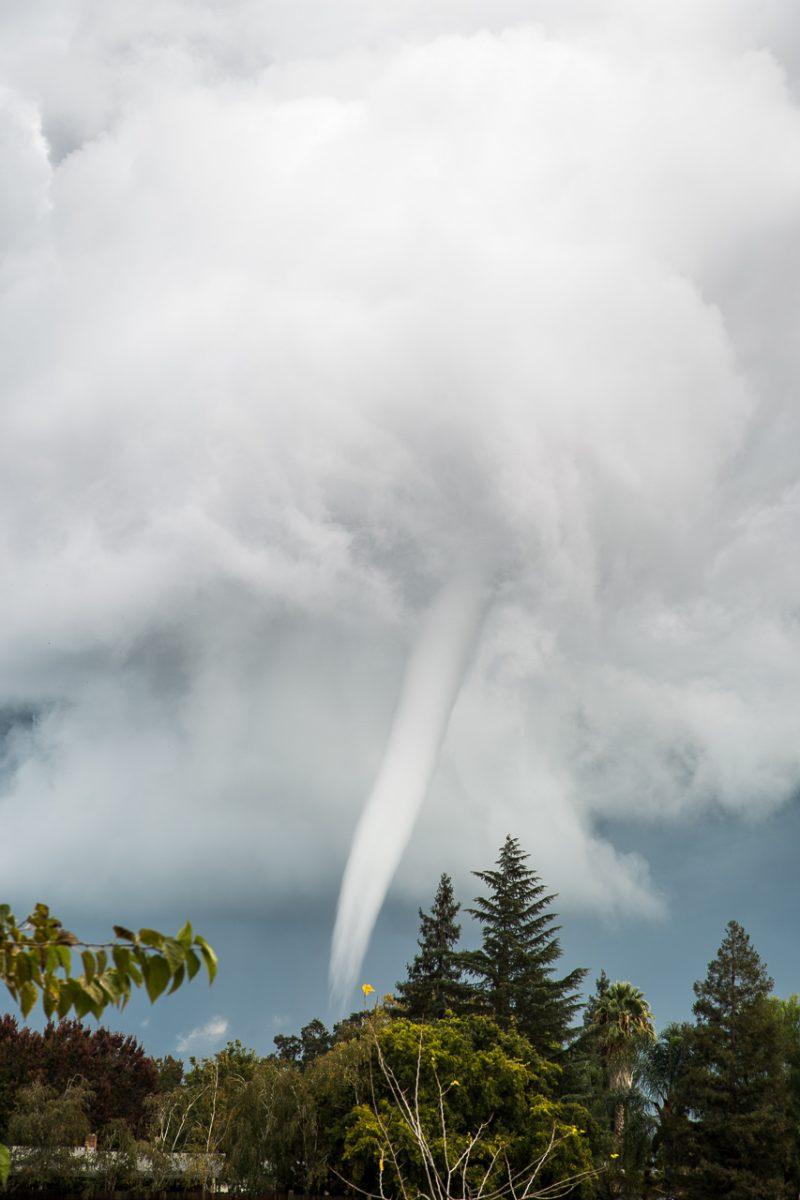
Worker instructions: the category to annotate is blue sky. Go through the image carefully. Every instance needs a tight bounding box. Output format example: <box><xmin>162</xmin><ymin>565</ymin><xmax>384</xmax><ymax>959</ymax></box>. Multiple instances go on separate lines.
<box><xmin>2</xmin><ymin>0</ymin><xmax>800</xmax><ymax>1058</ymax></box>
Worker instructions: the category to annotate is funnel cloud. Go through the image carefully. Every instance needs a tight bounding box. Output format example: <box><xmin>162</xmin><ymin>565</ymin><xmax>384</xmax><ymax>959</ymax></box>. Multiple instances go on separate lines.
<box><xmin>330</xmin><ymin>574</ymin><xmax>486</xmax><ymax>1002</ymax></box>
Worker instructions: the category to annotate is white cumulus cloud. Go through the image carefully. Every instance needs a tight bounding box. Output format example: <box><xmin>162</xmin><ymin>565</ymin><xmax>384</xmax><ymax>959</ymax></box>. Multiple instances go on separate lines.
<box><xmin>176</xmin><ymin>1015</ymin><xmax>229</xmax><ymax>1054</ymax></box>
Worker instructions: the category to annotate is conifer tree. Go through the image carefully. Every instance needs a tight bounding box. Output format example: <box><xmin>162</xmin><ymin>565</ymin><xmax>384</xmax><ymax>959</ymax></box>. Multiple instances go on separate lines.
<box><xmin>666</xmin><ymin>920</ymin><xmax>788</xmax><ymax>1200</ymax></box>
<box><xmin>462</xmin><ymin>836</ymin><xmax>585</xmax><ymax>1052</ymax></box>
<box><xmin>395</xmin><ymin>874</ymin><xmax>469</xmax><ymax>1019</ymax></box>
<box><xmin>582</xmin><ymin>969</ymin><xmax>610</xmax><ymax>1028</ymax></box>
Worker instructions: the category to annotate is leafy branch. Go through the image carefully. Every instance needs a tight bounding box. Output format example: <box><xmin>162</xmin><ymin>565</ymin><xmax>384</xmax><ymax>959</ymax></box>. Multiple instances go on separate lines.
<box><xmin>0</xmin><ymin>902</ymin><xmax>217</xmax><ymax>1022</ymax></box>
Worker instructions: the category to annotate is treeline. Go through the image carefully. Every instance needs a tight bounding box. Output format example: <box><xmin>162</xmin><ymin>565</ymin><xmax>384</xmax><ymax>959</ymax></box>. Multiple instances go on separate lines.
<box><xmin>2</xmin><ymin>836</ymin><xmax>799</xmax><ymax>1198</ymax></box>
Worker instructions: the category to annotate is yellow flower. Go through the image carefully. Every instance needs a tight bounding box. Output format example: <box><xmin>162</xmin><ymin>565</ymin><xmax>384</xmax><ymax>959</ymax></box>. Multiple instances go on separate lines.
<box><xmin>451</xmin><ymin>1079</ymin><xmax>460</xmax><ymax>1087</ymax></box>
<box><xmin>361</xmin><ymin>983</ymin><xmax>375</xmax><ymax>997</ymax></box>
<box><xmin>610</xmin><ymin>1152</ymin><xmax>620</xmax><ymax>1160</ymax></box>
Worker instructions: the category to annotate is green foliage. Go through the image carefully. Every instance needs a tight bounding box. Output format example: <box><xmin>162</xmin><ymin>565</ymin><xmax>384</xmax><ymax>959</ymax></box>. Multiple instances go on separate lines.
<box><xmin>137</xmin><ymin>1012</ymin><xmax>600</xmax><ymax>1197</ymax></box>
<box><xmin>256</xmin><ymin>1033</ymin><xmax>371</xmax><ymax>1192</ymax></box>
<box><xmin>567</xmin><ymin>974</ymin><xmax>657</xmax><ymax>1199</ymax></box>
<box><xmin>345</xmin><ymin>1012</ymin><xmax>596</xmax><ymax>1198</ymax></box>
<box><xmin>154</xmin><ymin>1041</ymin><xmax>258</xmax><ymax>1141</ymax></box>
<box><xmin>211</xmin><ymin>1057</ymin><xmax>284</xmax><ymax>1191</ymax></box>
<box><xmin>4</xmin><ymin>881</ymin><xmax>800</xmax><ymax>1200</ymax></box>
<box><xmin>666</xmin><ymin>921</ymin><xmax>789</xmax><ymax>1200</ymax></box>
<box><xmin>590</xmin><ymin>981</ymin><xmax>655</xmax><ymax>1096</ymax></box>
<box><xmin>771</xmin><ymin>995</ymin><xmax>800</xmax><ymax>1194</ymax></box>
<box><xmin>639</xmin><ymin>1020</ymin><xmax>693</xmax><ymax>1116</ymax></box>
<box><xmin>274</xmin><ymin>1017</ymin><xmax>334</xmax><ymax>1065</ymax></box>
<box><xmin>154</xmin><ymin>1053</ymin><xmax>185</xmax><ymax>1092</ymax></box>
<box><xmin>395</xmin><ymin>873</ymin><xmax>472</xmax><ymax>1020</ymax></box>
<box><xmin>8</xmin><ymin>1080</ymin><xmax>91</xmax><ymax>1148</ymax></box>
<box><xmin>5</xmin><ymin>1080</ymin><xmax>92</xmax><ymax>1189</ymax></box>
<box><xmin>272</xmin><ymin>1031</ymin><xmax>303</xmax><ymax>1061</ymax></box>
<box><xmin>462</xmin><ymin>836</ymin><xmax>586</xmax><ymax>1052</ymax></box>
<box><xmin>147</xmin><ymin>1032</ymin><xmax>369</xmax><ymax>1195</ymax></box>
<box><xmin>92</xmin><ymin>1119</ymin><xmax>140</xmax><ymax>1193</ymax></box>
<box><xmin>0</xmin><ymin>903</ymin><xmax>216</xmax><ymax>1020</ymax></box>
<box><xmin>634</xmin><ymin>1019</ymin><xmax>693</xmax><ymax>1194</ymax></box>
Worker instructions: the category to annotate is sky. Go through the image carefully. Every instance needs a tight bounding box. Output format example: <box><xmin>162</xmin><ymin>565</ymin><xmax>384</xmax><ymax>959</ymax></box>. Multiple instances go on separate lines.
<box><xmin>2</xmin><ymin>0</ymin><xmax>800</xmax><ymax>1057</ymax></box>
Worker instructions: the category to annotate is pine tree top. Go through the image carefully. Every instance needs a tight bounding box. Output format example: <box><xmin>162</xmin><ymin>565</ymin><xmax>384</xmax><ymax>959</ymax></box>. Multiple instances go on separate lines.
<box><xmin>463</xmin><ymin>835</ymin><xmax>585</xmax><ymax>1051</ymax></box>
<box><xmin>468</xmin><ymin>835</ymin><xmax>561</xmax><ymax>951</ymax></box>
<box><xmin>667</xmin><ymin>921</ymin><xmax>787</xmax><ymax>1198</ymax></box>
<box><xmin>395</xmin><ymin>872</ymin><xmax>468</xmax><ymax>1020</ymax></box>
<box><xmin>693</xmin><ymin>920</ymin><xmax>774</xmax><ymax>1025</ymax></box>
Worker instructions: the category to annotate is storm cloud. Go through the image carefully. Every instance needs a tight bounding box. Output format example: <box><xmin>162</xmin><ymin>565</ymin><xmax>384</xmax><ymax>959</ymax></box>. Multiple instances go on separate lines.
<box><xmin>2</xmin><ymin>1</ymin><xmax>800</xmax><ymax>948</ymax></box>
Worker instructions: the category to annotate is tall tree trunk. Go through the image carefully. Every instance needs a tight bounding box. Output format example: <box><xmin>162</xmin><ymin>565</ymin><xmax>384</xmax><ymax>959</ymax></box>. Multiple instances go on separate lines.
<box><xmin>610</xmin><ymin>1061</ymin><xmax>632</xmax><ymax>1143</ymax></box>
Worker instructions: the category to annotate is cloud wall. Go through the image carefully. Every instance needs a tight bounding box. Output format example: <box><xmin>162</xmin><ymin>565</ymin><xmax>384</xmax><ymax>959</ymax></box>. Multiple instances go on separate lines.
<box><xmin>1</xmin><ymin>1</ymin><xmax>800</xmax><ymax>928</ymax></box>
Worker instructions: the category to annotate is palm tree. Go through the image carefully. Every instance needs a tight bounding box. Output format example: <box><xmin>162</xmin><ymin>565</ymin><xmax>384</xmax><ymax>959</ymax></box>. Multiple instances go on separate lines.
<box><xmin>591</xmin><ymin>980</ymin><xmax>655</xmax><ymax>1140</ymax></box>
<box><xmin>639</xmin><ymin>1021</ymin><xmax>691</xmax><ymax>1120</ymax></box>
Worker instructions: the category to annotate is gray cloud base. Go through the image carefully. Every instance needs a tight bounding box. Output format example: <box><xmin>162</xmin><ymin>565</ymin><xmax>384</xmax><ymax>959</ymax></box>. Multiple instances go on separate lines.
<box><xmin>1</xmin><ymin>1</ymin><xmax>800</xmax><ymax>929</ymax></box>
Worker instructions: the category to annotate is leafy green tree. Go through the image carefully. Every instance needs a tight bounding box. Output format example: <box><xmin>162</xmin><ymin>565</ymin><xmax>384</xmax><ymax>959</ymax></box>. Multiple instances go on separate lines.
<box><xmin>567</xmin><ymin>975</ymin><xmax>656</xmax><ymax>1200</ymax></box>
<box><xmin>333</xmin><ymin>1009</ymin><xmax>370</xmax><ymax>1041</ymax></box>
<box><xmin>590</xmin><ymin>981</ymin><xmax>655</xmax><ymax>1140</ymax></box>
<box><xmin>274</xmin><ymin>1017</ymin><xmax>333</xmax><ymax>1065</ymax></box>
<box><xmin>275</xmin><ymin>1034</ymin><xmax>370</xmax><ymax>1192</ymax></box>
<box><xmin>562</xmin><ymin>971</ymin><xmax>610</xmax><ymax>1117</ymax></box>
<box><xmin>583</xmin><ymin>981</ymin><xmax>656</xmax><ymax>1198</ymax></box>
<box><xmin>93</xmin><ymin>1118</ymin><xmax>140</xmax><ymax>1193</ymax></box>
<box><xmin>769</xmin><ymin>996</ymin><xmax>800</xmax><ymax>1197</ymax></box>
<box><xmin>666</xmin><ymin>921</ymin><xmax>788</xmax><ymax>1200</ymax></box>
<box><xmin>212</xmin><ymin>1056</ymin><xmax>282</xmax><ymax>1192</ymax></box>
<box><xmin>145</xmin><ymin>1040</ymin><xmax>259</xmax><ymax>1192</ymax></box>
<box><xmin>273</xmin><ymin>1031</ymin><xmax>303</xmax><ymax>1062</ymax></box>
<box><xmin>395</xmin><ymin>873</ymin><xmax>470</xmax><ymax>1019</ymax></box>
<box><xmin>155</xmin><ymin>1053</ymin><xmax>185</xmax><ymax>1091</ymax></box>
<box><xmin>344</xmin><ymin>1012</ymin><xmax>598</xmax><ymax>1199</ymax></box>
<box><xmin>221</xmin><ymin>1033</ymin><xmax>369</xmax><ymax>1193</ymax></box>
<box><xmin>462</xmin><ymin>836</ymin><xmax>586</xmax><ymax>1052</ymax></box>
<box><xmin>5</xmin><ymin>1079</ymin><xmax>91</xmax><ymax>1189</ymax></box>
<box><xmin>299</xmin><ymin>1017</ymin><xmax>334</xmax><ymax>1063</ymax></box>
<box><xmin>638</xmin><ymin>1020</ymin><xmax>693</xmax><ymax>1193</ymax></box>
<box><xmin>639</xmin><ymin>1022</ymin><xmax>692</xmax><ymax>1123</ymax></box>
<box><xmin>163</xmin><ymin>1017</ymin><xmax>601</xmax><ymax>1198</ymax></box>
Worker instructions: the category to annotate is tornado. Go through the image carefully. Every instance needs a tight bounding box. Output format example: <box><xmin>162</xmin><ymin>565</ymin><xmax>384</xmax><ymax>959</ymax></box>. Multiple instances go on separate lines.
<box><xmin>329</xmin><ymin>572</ymin><xmax>486</xmax><ymax>1005</ymax></box>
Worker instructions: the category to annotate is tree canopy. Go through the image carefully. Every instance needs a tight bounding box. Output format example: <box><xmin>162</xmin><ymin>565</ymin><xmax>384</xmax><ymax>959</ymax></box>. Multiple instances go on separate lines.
<box><xmin>462</xmin><ymin>836</ymin><xmax>586</xmax><ymax>1050</ymax></box>
<box><xmin>395</xmin><ymin>873</ymin><xmax>470</xmax><ymax>1019</ymax></box>
<box><xmin>666</xmin><ymin>920</ymin><xmax>788</xmax><ymax>1200</ymax></box>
